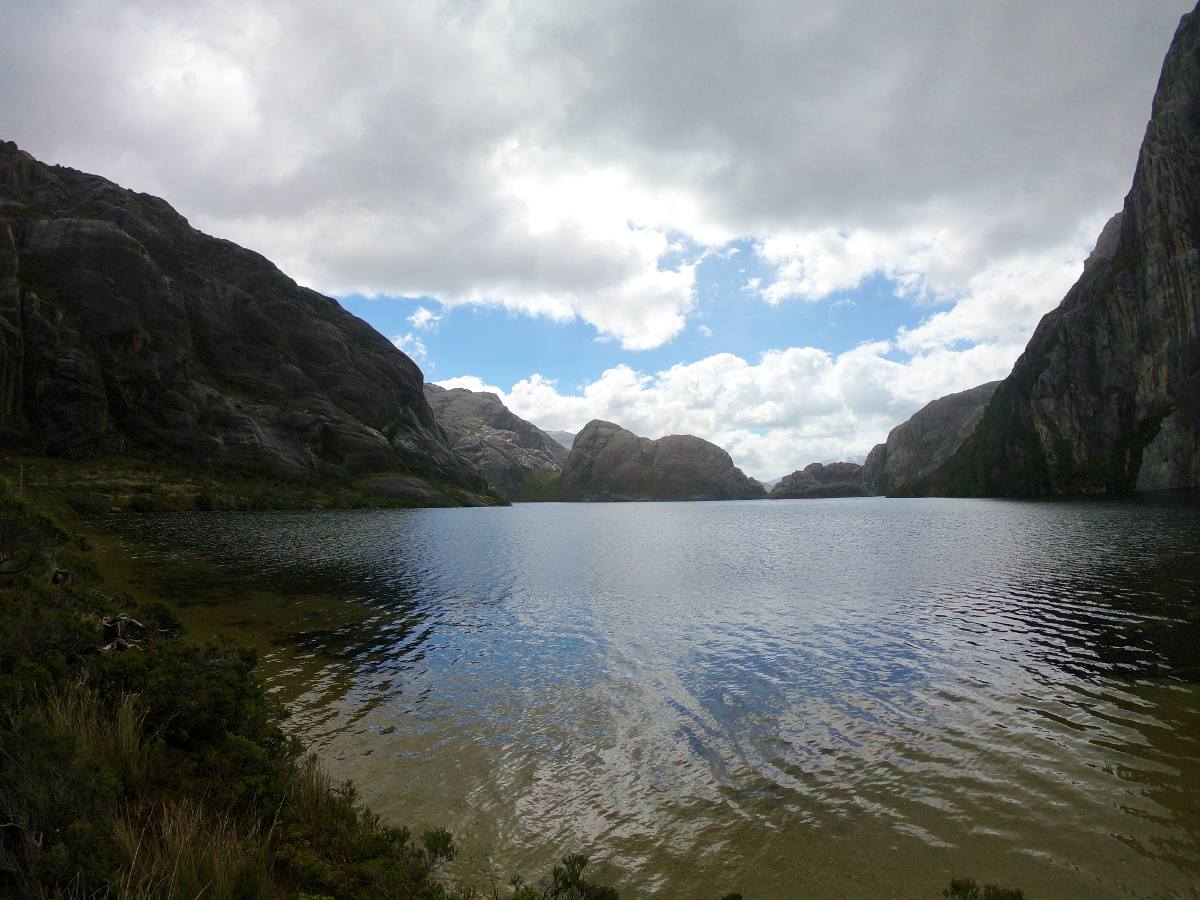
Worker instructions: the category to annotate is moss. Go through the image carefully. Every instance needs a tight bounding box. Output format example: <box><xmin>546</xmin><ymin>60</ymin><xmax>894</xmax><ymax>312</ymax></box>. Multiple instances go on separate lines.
<box><xmin>510</xmin><ymin>469</ymin><xmax>563</xmax><ymax>502</ymax></box>
<box><xmin>0</xmin><ymin>452</ymin><xmax>505</xmax><ymax>516</ymax></box>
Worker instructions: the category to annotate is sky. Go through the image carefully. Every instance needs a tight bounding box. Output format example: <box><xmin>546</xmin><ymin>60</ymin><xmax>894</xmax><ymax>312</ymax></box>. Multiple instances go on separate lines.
<box><xmin>1</xmin><ymin>0</ymin><xmax>1193</xmax><ymax>479</ymax></box>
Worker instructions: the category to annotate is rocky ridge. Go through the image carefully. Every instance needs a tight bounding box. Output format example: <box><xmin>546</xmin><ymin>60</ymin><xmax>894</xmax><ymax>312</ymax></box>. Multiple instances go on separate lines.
<box><xmin>559</xmin><ymin>420</ymin><xmax>766</xmax><ymax>501</ymax></box>
<box><xmin>423</xmin><ymin>384</ymin><xmax>567</xmax><ymax>499</ymax></box>
<box><xmin>862</xmin><ymin>382</ymin><xmax>1000</xmax><ymax>495</ymax></box>
<box><xmin>769</xmin><ymin>462</ymin><xmax>867</xmax><ymax>499</ymax></box>
<box><xmin>0</xmin><ymin>141</ymin><xmax>498</xmax><ymax>506</ymax></box>
<box><xmin>910</xmin><ymin>8</ymin><xmax>1200</xmax><ymax>497</ymax></box>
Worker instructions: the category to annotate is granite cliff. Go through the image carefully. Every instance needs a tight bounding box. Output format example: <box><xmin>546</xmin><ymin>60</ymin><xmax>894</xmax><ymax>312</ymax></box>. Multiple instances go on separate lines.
<box><xmin>423</xmin><ymin>384</ymin><xmax>567</xmax><ymax>499</ymax></box>
<box><xmin>769</xmin><ymin>462</ymin><xmax>867</xmax><ymax>499</ymax></box>
<box><xmin>559</xmin><ymin>420</ymin><xmax>766</xmax><ymax>501</ymax></box>
<box><xmin>862</xmin><ymin>382</ymin><xmax>1000</xmax><ymax>495</ymax></box>
<box><xmin>0</xmin><ymin>142</ymin><xmax>498</xmax><ymax>505</ymax></box>
<box><xmin>911</xmin><ymin>8</ymin><xmax>1200</xmax><ymax>497</ymax></box>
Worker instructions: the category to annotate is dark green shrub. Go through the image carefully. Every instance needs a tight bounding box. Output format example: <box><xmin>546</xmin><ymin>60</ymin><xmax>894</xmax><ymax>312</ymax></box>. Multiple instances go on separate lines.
<box><xmin>945</xmin><ymin>877</ymin><xmax>1025</xmax><ymax>900</ymax></box>
<box><xmin>66</xmin><ymin>491</ymin><xmax>110</xmax><ymax>515</ymax></box>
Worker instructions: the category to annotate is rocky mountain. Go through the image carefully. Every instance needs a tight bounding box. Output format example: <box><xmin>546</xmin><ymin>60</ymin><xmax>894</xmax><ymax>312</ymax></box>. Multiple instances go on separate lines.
<box><xmin>558</xmin><ymin>420</ymin><xmax>766</xmax><ymax>501</ymax></box>
<box><xmin>423</xmin><ymin>384</ymin><xmax>567</xmax><ymax>499</ymax></box>
<box><xmin>862</xmin><ymin>382</ymin><xmax>1000</xmax><ymax>495</ymax></box>
<box><xmin>0</xmin><ymin>141</ymin><xmax>498</xmax><ymax>506</ymax></box>
<box><xmin>909</xmin><ymin>9</ymin><xmax>1200</xmax><ymax>497</ymax></box>
<box><xmin>769</xmin><ymin>462</ymin><xmax>867</xmax><ymax>499</ymax></box>
<box><xmin>546</xmin><ymin>430</ymin><xmax>575</xmax><ymax>450</ymax></box>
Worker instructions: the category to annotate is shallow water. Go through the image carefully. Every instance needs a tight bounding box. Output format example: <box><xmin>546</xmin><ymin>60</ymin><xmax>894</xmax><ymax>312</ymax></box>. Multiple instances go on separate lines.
<box><xmin>106</xmin><ymin>496</ymin><xmax>1200</xmax><ymax>897</ymax></box>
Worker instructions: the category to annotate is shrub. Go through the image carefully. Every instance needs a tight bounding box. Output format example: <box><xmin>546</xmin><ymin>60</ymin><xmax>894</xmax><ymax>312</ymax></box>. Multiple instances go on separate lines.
<box><xmin>945</xmin><ymin>877</ymin><xmax>1025</xmax><ymax>900</ymax></box>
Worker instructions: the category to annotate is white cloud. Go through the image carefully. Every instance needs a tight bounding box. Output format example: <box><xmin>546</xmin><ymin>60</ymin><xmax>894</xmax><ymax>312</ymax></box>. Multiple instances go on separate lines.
<box><xmin>436</xmin><ymin>335</ymin><xmax>1018</xmax><ymax>480</ymax></box>
<box><xmin>697</xmin><ymin>324</ymin><xmax>713</xmax><ymax>337</ymax></box>
<box><xmin>392</xmin><ymin>332</ymin><xmax>428</xmax><ymax>362</ymax></box>
<box><xmin>407</xmin><ymin>306</ymin><xmax>443</xmax><ymax>331</ymax></box>
<box><xmin>0</xmin><ymin>0</ymin><xmax>1188</xmax><ymax>351</ymax></box>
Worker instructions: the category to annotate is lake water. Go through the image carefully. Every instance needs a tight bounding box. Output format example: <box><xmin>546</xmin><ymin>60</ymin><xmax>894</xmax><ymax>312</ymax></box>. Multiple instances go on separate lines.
<box><xmin>105</xmin><ymin>497</ymin><xmax>1200</xmax><ymax>898</ymax></box>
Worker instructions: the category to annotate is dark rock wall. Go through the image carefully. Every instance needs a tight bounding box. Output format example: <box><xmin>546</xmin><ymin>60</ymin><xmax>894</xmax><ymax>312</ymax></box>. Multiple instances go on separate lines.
<box><xmin>0</xmin><ymin>142</ymin><xmax>491</xmax><ymax>497</ymax></box>
<box><xmin>914</xmin><ymin>8</ymin><xmax>1200</xmax><ymax>496</ymax></box>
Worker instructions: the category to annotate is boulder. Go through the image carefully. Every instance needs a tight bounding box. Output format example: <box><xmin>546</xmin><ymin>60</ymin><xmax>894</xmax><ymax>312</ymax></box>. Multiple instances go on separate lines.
<box><xmin>559</xmin><ymin>420</ymin><xmax>765</xmax><ymax>501</ymax></box>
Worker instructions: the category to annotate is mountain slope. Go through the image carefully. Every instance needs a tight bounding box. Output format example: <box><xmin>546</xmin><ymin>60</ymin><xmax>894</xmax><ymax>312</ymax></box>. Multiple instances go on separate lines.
<box><xmin>769</xmin><ymin>462</ymin><xmax>867</xmax><ymax>499</ymax></box>
<box><xmin>0</xmin><ymin>141</ymin><xmax>498</xmax><ymax>505</ymax></box>
<box><xmin>423</xmin><ymin>384</ymin><xmax>567</xmax><ymax>499</ymax></box>
<box><xmin>559</xmin><ymin>420</ymin><xmax>766</xmax><ymax>501</ymax></box>
<box><xmin>862</xmin><ymin>382</ymin><xmax>1000</xmax><ymax>495</ymax></box>
<box><xmin>913</xmin><ymin>8</ymin><xmax>1200</xmax><ymax>497</ymax></box>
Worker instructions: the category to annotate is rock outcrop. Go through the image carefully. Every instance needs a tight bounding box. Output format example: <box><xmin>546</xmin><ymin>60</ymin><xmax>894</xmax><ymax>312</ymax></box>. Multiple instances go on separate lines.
<box><xmin>0</xmin><ymin>141</ymin><xmax>499</xmax><ymax>505</ymax></box>
<box><xmin>909</xmin><ymin>8</ymin><xmax>1200</xmax><ymax>497</ymax></box>
<box><xmin>769</xmin><ymin>462</ymin><xmax>867</xmax><ymax>499</ymax></box>
<box><xmin>423</xmin><ymin>384</ymin><xmax>567</xmax><ymax>499</ymax></box>
<box><xmin>558</xmin><ymin>420</ymin><xmax>766</xmax><ymax>501</ymax></box>
<box><xmin>862</xmin><ymin>382</ymin><xmax>1000</xmax><ymax>495</ymax></box>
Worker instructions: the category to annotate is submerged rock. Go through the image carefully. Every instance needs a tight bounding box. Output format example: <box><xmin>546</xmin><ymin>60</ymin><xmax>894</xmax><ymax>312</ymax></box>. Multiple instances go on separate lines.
<box><xmin>0</xmin><ymin>141</ymin><xmax>498</xmax><ymax>506</ymax></box>
<box><xmin>559</xmin><ymin>420</ymin><xmax>765</xmax><ymax>501</ymax></box>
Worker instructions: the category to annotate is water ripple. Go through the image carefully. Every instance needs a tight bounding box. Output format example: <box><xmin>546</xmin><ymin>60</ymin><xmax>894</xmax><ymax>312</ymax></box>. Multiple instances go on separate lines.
<box><xmin>109</xmin><ymin>495</ymin><xmax>1200</xmax><ymax>898</ymax></box>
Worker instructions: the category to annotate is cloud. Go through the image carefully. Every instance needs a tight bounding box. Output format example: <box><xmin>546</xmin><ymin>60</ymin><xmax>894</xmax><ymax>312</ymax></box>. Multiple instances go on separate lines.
<box><xmin>0</xmin><ymin>0</ymin><xmax>1189</xmax><ymax>352</ymax></box>
<box><xmin>407</xmin><ymin>306</ymin><xmax>443</xmax><ymax>331</ymax></box>
<box><xmin>436</xmin><ymin>335</ymin><xmax>1020</xmax><ymax>480</ymax></box>
<box><xmin>697</xmin><ymin>324</ymin><xmax>713</xmax><ymax>337</ymax></box>
<box><xmin>392</xmin><ymin>332</ymin><xmax>428</xmax><ymax>362</ymax></box>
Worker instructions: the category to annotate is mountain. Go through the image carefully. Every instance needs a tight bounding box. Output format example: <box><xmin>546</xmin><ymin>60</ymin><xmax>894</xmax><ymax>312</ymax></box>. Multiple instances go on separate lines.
<box><xmin>910</xmin><ymin>8</ymin><xmax>1200</xmax><ymax>497</ymax></box>
<box><xmin>546</xmin><ymin>430</ymin><xmax>575</xmax><ymax>450</ymax></box>
<box><xmin>0</xmin><ymin>141</ymin><xmax>498</xmax><ymax>506</ymax></box>
<box><xmin>558</xmin><ymin>420</ymin><xmax>766</xmax><ymax>501</ymax></box>
<box><xmin>862</xmin><ymin>382</ymin><xmax>1000</xmax><ymax>495</ymax></box>
<box><xmin>769</xmin><ymin>462</ymin><xmax>867</xmax><ymax>499</ymax></box>
<box><xmin>423</xmin><ymin>384</ymin><xmax>567</xmax><ymax>499</ymax></box>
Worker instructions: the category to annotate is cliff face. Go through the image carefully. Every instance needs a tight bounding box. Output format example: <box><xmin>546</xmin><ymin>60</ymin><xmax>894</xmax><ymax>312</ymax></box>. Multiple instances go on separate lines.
<box><xmin>915</xmin><ymin>8</ymin><xmax>1200</xmax><ymax>497</ymax></box>
<box><xmin>559</xmin><ymin>420</ymin><xmax>766</xmax><ymax>501</ymax></box>
<box><xmin>546</xmin><ymin>430</ymin><xmax>575</xmax><ymax>450</ymax></box>
<box><xmin>423</xmin><ymin>384</ymin><xmax>567</xmax><ymax>499</ymax></box>
<box><xmin>0</xmin><ymin>142</ymin><xmax>497</xmax><ymax>505</ymax></box>
<box><xmin>862</xmin><ymin>382</ymin><xmax>1000</xmax><ymax>495</ymax></box>
<box><xmin>769</xmin><ymin>462</ymin><xmax>867</xmax><ymax>499</ymax></box>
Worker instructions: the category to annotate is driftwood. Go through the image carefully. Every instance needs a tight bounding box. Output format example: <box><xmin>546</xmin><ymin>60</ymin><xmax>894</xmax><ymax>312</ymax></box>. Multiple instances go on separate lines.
<box><xmin>98</xmin><ymin>614</ymin><xmax>145</xmax><ymax>653</ymax></box>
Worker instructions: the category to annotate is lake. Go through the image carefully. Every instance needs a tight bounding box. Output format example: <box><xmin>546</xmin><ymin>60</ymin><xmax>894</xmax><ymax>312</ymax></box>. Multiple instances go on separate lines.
<box><xmin>103</xmin><ymin>496</ymin><xmax>1200</xmax><ymax>897</ymax></box>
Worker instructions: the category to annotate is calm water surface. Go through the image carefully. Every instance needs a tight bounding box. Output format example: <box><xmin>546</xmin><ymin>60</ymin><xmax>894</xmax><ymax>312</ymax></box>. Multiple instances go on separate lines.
<box><xmin>107</xmin><ymin>497</ymin><xmax>1200</xmax><ymax>898</ymax></box>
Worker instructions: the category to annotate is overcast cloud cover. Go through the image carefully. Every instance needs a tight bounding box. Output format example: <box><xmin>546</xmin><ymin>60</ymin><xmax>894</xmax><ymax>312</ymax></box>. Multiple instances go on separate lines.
<box><xmin>1</xmin><ymin>0</ymin><xmax>1192</xmax><ymax>477</ymax></box>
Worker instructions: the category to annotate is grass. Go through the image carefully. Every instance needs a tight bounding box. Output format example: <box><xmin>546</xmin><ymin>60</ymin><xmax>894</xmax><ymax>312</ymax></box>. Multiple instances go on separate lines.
<box><xmin>0</xmin><ymin>453</ymin><xmax>503</xmax><ymax>518</ymax></box>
